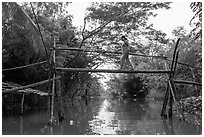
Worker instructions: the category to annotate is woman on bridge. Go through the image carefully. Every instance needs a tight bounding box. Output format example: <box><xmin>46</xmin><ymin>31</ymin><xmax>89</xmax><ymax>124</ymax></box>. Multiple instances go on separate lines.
<box><xmin>120</xmin><ymin>36</ymin><xmax>134</xmax><ymax>70</ymax></box>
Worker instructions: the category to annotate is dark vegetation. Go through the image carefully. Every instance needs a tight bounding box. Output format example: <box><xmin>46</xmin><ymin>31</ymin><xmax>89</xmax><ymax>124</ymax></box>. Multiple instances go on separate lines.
<box><xmin>2</xmin><ymin>2</ymin><xmax>202</xmax><ymax>116</ymax></box>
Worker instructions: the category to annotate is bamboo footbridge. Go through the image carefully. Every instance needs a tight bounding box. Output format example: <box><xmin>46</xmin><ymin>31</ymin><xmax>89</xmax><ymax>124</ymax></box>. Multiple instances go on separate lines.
<box><xmin>2</xmin><ymin>38</ymin><xmax>202</xmax><ymax>124</ymax></box>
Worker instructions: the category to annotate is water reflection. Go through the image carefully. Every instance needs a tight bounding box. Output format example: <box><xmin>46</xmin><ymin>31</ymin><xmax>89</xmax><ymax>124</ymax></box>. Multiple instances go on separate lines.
<box><xmin>2</xmin><ymin>98</ymin><xmax>201</xmax><ymax>135</ymax></box>
<box><xmin>88</xmin><ymin>99</ymin><xmax>120</xmax><ymax>135</ymax></box>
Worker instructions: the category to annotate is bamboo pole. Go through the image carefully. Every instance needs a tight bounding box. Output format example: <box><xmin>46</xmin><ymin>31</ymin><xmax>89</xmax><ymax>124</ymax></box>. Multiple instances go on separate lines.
<box><xmin>161</xmin><ymin>60</ymin><xmax>170</xmax><ymax>116</ymax></box>
<box><xmin>168</xmin><ymin>50</ymin><xmax>179</xmax><ymax>103</ymax></box>
<box><xmin>174</xmin><ymin>80</ymin><xmax>202</xmax><ymax>86</ymax></box>
<box><xmin>2</xmin><ymin>77</ymin><xmax>61</xmax><ymax>94</ymax></box>
<box><xmin>54</xmin><ymin>47</ymin><xmax>202</xmax><ymax>71</ymax></box>
<box><xmin>166</xmin><ymin>39</ymin><xmax>180</xmax><ymax>117</ymax></box>
<box><xmin>54</xmin><ymin>47</ymin><xmax>167</xmax><ymax>59</ymax></box>
<box><xmin>170</xmin><ymin>39</ymin><xmax>180</xmax><ymax>78</ymax></box>
<box><xmin>161</xmin><ymin>83</ymin><xmax>169</xmax><ymax>116</ymax></box>
<box><xmin>56</xmin><ymin>67</ymin><xmax>172</xmax><ymax>74</ymax></box>
<box><xmin>168</xmin><ymin>81</ymin><xmax>176</xmax><ymax>100</ymax></box>
<box><xmin>56</xmin><ymin>79</ymin><xmax>65</xmax><ymax>122</ymax></box>
<box><xmin>48</xmin><ymin>51</ymin><xmax>53</xmax><ymax>118</ymax></box>
<box><xmin>173</xmin><ymin>50</ymin><xmax>179</xmax><ymax>73</ymax></box>
<box><xmin>168</xmin><ymin>49</ymin><xmax>180</xmax><ymax>117</ymax></box>
<box><xmin>2</xmin><ymin>61</ymin><xmax>47</xmax><ymax>72</ymax></box>
<box><xmin>53</xmin><ymin>44</ymin><xmax>202</xmax><ymax>71</ymax></box>
<box><xmin>21</xmin><ymin>93</ymin><xmax>25</xmax><ymax>115</ymax></box>
<box><xmin>161</xmin><ymin>39</ymin><xmax>180</xmax><ymax>117</ymax></box>
<box><xmin>50</xmin><ymin>37</ymin><xmax>56</xmax><ymax>124</ymax></box>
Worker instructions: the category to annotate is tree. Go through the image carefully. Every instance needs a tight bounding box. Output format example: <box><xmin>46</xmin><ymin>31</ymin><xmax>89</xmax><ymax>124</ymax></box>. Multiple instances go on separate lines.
<box><xmin>2</xmin><ymin>2</ymin><xmax>75</xmax><ymax>84</ymax></box>
<box><xmin>78</xmin><ymin>2</ymin><xmax>171</xmax><ymax>69</ymax></box>
<box><xmin>190</xmin><ymin>2</ymin><xmax>202</xmax><ymax>40</ymax></box>
<box><xmin>2</xmin><ymin>2</ymin><xmax>48</xmax><ymax>84</ymax></box>
<box><xmin>85</xmin><ymin>2</ymin><xmax>171</xmax><ymax>50</ymax></box>
<box><xmin>77</xmin><ymin>2</ymin><xmax>172</xmax><ymax>99</ymax></box>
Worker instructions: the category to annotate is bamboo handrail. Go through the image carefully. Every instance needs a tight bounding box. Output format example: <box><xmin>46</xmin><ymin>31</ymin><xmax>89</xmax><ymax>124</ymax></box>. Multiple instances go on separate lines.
<box><xmin>2</xmin><ymin>57</ymin><xmax>63</xmax><ymax>72</ymax></box>
<box><xmin>174</xmin><ymin>80</ymin><xmax>202</xmax><ymax>86</ymax></box>
<box><xmin>53</xmin><ymin>47</ymin><xmax>202</xmax><ymax>70</ymax></box>
<box><xmin>53</xmin><ymin>47</ymin><xmax>167</xmax><ymax>59</ymax></box>
<box><xmin>2</xmin><ymin>77</ymin><xmax>61</xmax><ymax>94</ymax></box>
<box><xmin>56</xmin><ymin>67</ymin><xmax>172</xmax><ymax>74</ymax></box>
<box><xmin>50</xmin><ymin>37</ymin><xmax>56</xmax><ymax>123</ymax></box>
<box><xmin>165</xmin><ymin>58</ymin><xmax>202</xmax><ymax>71</ymax></box>
<box><xmin>2</xmin><ymin>61</ymin><xmax>47</xmax><ymax>72</ymax></box>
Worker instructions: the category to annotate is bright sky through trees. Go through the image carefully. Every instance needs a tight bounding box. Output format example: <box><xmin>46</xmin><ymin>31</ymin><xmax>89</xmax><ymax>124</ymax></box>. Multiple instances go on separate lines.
<box><xmin>68</xmin><ymin>2</ymin><xmax>194</xmax><ymax>38</ymax></box>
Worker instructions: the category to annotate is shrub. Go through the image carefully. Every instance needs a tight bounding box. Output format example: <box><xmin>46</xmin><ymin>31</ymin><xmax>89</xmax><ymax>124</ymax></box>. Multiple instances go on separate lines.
<box><xmin>123</xmin><ymin>76</ymin><xmax>149</xmax><ymax>98</ymax></box>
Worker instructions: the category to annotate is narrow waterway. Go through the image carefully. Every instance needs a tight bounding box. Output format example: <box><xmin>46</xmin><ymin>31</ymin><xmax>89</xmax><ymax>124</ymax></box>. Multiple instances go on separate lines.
<box><xmin>2</xmin><ymin>98</ymin><xmax>201</xmax><ymax>135</ymax></box>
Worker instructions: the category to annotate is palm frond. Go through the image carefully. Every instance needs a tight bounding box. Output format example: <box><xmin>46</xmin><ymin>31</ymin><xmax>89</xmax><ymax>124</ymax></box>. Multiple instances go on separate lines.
<box><xmin>11</xmin><ymin>3</ymin><xmax>45</xmax><ymax>54</ymax></box>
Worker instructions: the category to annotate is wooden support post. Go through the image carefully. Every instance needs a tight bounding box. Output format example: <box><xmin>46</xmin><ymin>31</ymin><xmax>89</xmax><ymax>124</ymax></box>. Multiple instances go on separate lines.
<box><xmin>161</xmin><ymin>83</ymin><xmax>169</xmax><ymax>116</ymax></box>
<box><xmin>161</xmin><ymin>38</ymin><xmax>180</xmax><ymax>117</ymax></box>
<box><xmin>48</xmin><ymin>52</ymin><xmax>53</xmax><ymax>115</ymax></box>
<box><xmin>21</xmin><ymin>93</ymin><xmax>25</xmax><ymax>115</ymax></box>
<box><xmin>56</xmin><ymin>79</ymin><xmax>65</xmax><ymax>122</ymax></box>
<box><xmin>170</xmin><ymin>39</ymin><xmax>180</xmax><ymax>78</ymax></box>
<box><xmin>168</xmin><ymin>50</ymin><xmax>179</xmax><ymax>117</ymax></box>
<box><xmin>161</xmin><ymin>60</ymin><xmax>171</xmax><ymax>116</ymax></box>
<box><xmin>49</xmin><ymin>37</ymin><xmax>56</xmax><ymax>124</ymax></box>
<box><xmin>168</xmin><ymin>82</ymin><xmax>173</xmax><ymax>117</ymax></box>
<box><xmin>50</xmin><ymin>72</ymin><xmax>55</xmax><ymax>123</ymax></box>
<box><xmin>169</xmin><ymin>50</ymin><xmax>179</xmax><ymax>103</ymax></box>
<box><xmin>173</xmin><ymin>50</ymin><xmax>179</xmax><ymax>73</ymax></box>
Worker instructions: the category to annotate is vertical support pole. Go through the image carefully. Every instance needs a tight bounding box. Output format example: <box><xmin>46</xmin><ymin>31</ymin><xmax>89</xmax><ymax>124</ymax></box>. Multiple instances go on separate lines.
<box><xmin>173</xmin><ymin>50</ymin><xmax>179</xmax><ymax>73</ymax></box>
<box><xmin>49</xmin><ymin>37</ymin><xmax>56</xmax><ymax>124</ymax></box>
<box><xmin>161</xmin><ymin>83</ymin><xmax>169</xmax><ymax>116</ymax></box>
<box><xmin>56</xmin><ymin>79</ymin><xmax>65</xmax><ymax>122</ymax></box>
<box><xmin>168</xmin><ymin>84</ymin><xmax>173</xmax><ymax>117</ymax></box>
<box><xmin>170</xmin><ymin>38</ymin><xmax>180</xmax><ymax>78</ymax></box>
<box><xmin>48</xmin><ymin>50</ymin><xmax>52</xmax><ymax>114</ymax></box>
<box><xmin>161</xmin><ymin>60</ymin><xmax>170</xmax><ymax>116</ymax></box>
<box><xmin>168</xmin><ymin>49</ymin><xmax>179</xmax><ymax>117</ymax></box>
<box><xmin>47</xmin><ymin>41</ymin><xmax>53</xmax><ymax>123</ymax></box>
<box><xmin>21</xmin><ymin>93</ymin><xmax>25</xmax><ymax>115</ymax></box>
<box><xmin>170</xmin><ymin>50</ymin><xmax>179</xmax><ymax>99</ymax></box>
<box><xmin>161</xmin><ymin>38</ymin><xmax>180</xmax><ymax>117</ymax></box>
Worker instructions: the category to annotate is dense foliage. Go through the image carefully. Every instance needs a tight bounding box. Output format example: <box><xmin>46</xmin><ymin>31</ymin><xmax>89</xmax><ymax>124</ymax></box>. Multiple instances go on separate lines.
<box><xmin>190</xmin><ymin>2</ymin><xmax>202</xmax><ymax>39</ymax></box>
<box><xmin>83</xmin><ymin>2</ymin><xmax>202</xmax><ymax>100</ymax></box>
<box><xmin>2</xmin><ymin>2</ymin><xmax>102</xmax><ymax>98</ymax></box>
<box><xmin>2</xmin><ymin>2</ymin><xmax>202</xmax><ymax>100</ymax></box>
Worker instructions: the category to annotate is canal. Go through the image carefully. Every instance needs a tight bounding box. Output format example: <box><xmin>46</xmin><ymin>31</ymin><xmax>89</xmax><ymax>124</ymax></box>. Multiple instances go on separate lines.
<box><xmin>2</xmin><ymin>97</ymin><xmax>201</xmax><ymax>135</ymax></box>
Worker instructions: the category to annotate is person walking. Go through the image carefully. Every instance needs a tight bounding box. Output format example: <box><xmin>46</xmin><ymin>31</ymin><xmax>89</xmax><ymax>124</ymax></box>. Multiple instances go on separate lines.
<box><xmin>120</xmin><ymin>36</ymin><xmax>134</xmax><ymax>70</ymax></box>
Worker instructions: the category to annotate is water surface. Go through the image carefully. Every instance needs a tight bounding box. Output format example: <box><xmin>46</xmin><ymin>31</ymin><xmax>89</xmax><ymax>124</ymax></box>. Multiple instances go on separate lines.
<box><xmin>2</xmin><ymin>98</ymin><xmax>201</xmax><ymax>135</ymax></box>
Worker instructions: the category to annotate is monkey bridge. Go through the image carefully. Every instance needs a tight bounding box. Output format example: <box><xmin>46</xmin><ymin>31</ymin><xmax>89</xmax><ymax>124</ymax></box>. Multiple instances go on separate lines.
<box><xmin>2</xmin><ymin>38</ymin><xmax>202</xmax><ymax>124</ymax></box>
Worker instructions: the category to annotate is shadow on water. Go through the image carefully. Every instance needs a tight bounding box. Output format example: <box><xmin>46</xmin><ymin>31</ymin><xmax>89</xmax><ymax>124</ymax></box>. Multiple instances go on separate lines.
<box><xmin>2</xmin><ymin>98</ymin><xmax>202</xmax><ymax>135</ymax></box>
